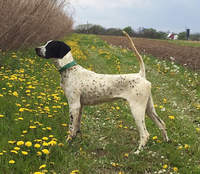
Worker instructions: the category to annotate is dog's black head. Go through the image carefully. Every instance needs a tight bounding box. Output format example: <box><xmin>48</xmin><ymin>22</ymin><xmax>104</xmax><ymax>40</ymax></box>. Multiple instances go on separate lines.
<box><xmin>35</xmin><ymin>40</ymin><xmax>71</xmax><ymax>59</ymax></box>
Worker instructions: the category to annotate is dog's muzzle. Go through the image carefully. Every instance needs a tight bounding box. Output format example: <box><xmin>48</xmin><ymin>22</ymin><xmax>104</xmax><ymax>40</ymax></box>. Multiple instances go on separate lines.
<box><xmin>35</xmin><ymin>48</ymin><xmax>43</xmax><ymax>57</ymax></box>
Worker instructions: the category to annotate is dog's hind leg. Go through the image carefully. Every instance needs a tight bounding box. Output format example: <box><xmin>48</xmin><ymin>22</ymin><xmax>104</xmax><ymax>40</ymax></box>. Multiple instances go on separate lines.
<box><xmin>129</xmin><ymin>99</ymin><xmax>150</xmax><ymax>154</ymax></box>
<box><xmin>146</xmin><ymin>95</ymin><xmax>169</xmax><ymax>142</ymax></box>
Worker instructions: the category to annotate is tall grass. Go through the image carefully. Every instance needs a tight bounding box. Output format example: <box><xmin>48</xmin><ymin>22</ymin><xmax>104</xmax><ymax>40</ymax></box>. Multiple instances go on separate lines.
<box><xmin>0</xmin><ymin>0</ymin><xmax>73</xmax><ymax>51</ymax></box>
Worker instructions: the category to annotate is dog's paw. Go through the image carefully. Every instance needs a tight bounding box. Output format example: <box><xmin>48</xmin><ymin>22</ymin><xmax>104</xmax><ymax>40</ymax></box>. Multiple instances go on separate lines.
<box><xmin>166</xmin><ymin>138</ymin><xmax>172</xmax><ymax>143</ymax></box>
<box><xmin>134</xmin><ymin>149</ymin><xmax>140</xmax><ymax>155</ymax></box>
<box><xmin>66</xmin><ymin>135</ymin><xmax>73</xmax><ymax>143</ymax></box>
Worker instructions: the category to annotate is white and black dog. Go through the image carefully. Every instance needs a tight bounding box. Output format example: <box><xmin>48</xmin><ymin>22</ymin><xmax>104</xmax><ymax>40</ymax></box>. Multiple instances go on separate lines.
<box><xmin>35</xmin><ymin>31</ymin><xmax>169</xmax><ymax>154</ymax></box>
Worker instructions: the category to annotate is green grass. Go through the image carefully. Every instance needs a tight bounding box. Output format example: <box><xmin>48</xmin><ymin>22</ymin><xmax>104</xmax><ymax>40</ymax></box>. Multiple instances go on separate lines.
<box><xmin>167</xmin><ymin>40</ymin><xmax>200</xmax><ymax>47</ymax></box>
<box><xmin>0</xmin><ymin>34</ymin><xmax>200</xmax><ymax>174</ymax></box>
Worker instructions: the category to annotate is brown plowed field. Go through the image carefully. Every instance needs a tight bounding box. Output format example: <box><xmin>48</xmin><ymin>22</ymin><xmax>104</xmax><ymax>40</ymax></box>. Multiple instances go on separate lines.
<box><xmin>100</xmin><ymin>35</ymin><xmax>200</xmax><ymax>71</ymax></box>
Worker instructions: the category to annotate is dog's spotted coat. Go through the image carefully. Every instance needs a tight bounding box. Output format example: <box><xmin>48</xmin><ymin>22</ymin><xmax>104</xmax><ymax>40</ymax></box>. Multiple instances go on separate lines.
<box><xmin>35</xmin><ymin>32</ymin><xmax>169</xmax><ymax>154</ymax></box>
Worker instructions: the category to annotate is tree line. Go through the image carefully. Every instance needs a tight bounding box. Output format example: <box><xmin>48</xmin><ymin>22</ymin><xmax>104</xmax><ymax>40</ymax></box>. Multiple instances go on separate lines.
<box><xmin>75</xmin><ymin>24</ymin><xmax>200</xmax><ymax>41</ymax></box>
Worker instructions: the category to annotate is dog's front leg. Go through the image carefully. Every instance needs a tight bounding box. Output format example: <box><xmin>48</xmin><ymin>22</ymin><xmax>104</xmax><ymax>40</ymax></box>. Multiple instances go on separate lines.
<box><xmin>67</xmin><ymin>100</ymin><xmax>82</xmax><ymax>142</ymax></box>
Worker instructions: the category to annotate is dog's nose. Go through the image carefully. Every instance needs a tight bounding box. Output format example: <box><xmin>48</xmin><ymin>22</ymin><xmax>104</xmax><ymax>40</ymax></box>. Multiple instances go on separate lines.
<box><xmin>35</xmin><ymin>48</ymin><xmax>40</xmax><ymax>56</ymax></box>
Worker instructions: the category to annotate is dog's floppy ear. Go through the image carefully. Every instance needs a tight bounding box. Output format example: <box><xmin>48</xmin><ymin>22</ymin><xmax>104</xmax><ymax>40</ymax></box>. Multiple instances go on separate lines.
<box><xmin>59</xmin><ymin>42</ymin><xmax>71</xmax><ymax>58</ymax></box>
<box><xmin>45</xmin><ymin>41</ymin><xmax>71</xmax><ymax>59</ymax></box>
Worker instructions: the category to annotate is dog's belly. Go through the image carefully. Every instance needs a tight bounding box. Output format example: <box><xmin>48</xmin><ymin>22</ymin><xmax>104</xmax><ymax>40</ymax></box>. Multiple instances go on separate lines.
<box><xmin>81</xmin><ymin>95</ymin><xmax>119</xmax><ymax>105</ymax></box>
<box><xmin>80</xmin><ymin>89</ymin><xmax>121</xmax><ymax>105</ymax></box>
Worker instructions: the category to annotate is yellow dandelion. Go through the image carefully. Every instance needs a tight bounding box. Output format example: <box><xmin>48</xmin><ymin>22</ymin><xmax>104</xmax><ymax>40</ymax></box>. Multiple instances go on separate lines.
<box><xmin>22</xmin><ymin>130</ymin><xmax>28</xmax><ymax>134</ymax></box>
<box><xmin>19</xmin><ymin>108</ymin><xmax>25</xmax><ymax>112</ymax></box>
<box><xmin>173</xmin><ymin>167</ymin><xmax>178</xmax><ymax>172</ymax></box>
<box><xmin>46</xmin><ymin>127</ymin><xmax>52</xmax><ymax>130</ymax></box>
<box><xmin>39</xmin><ymin>164</ymin><xmax>46</xmax><ymax>169</ymax></box>
<box><xmin>18</xmin><ymin>117</ymin><xmax>23</xmax><ymax>120</ymax></box>
<box><xmin>124</xmin><ymin>153</ymin><xmax>129</xmax><ymax>158</ymax></box>
<box><xmin>21</xmin><ymin>151</ymin><xmax>28</xmax><ymax>155</ymax></box>
<box><xmin>13</xmin><ymin>91</ymin><xmax>18</xmax><ymax>97</ymax></box>
<box><xmin>10</xmin><ymin>150</ymin><xmax>18</xmax><ymax>154</ymax></box>
<box><xmin>9</xmin><ymin>160</ymin><xmax>15</xmax><ymax>164</ymax></box>
<box><xmin>42</xmin><ymin>137</ymin><xmax>48</xmax><ymax>141</ymax></box>
<box><xmin>152</xmin><ymin>136</ymin><xmax>158</xmax><ymax>140</ymax></box>
<box><xmin>29</xmin><ymin>125</ymin><xmax>36</xmax><ymax>129</ymax></box>
<box><xmin>27</xmin><ymin>85</ymin><xmax>35</xmax><ymax>89</ymax></box>
<box><xmin>178</xmin><ymin>145</ymin><xmax>183</xmax><ymax>150</ymax></box>
<box><xmin>16</xmin><ymin>103</ymin><xmax>21</xmax><ymax>107</ymax></box>
<box><xmin>58</xmin><ymin>143</ymin><xmax>64</xmax><ymax>147</ymax></box>
<box><xmin>8</xmin><ymin>140</ymin><xmax>16</xmax><ymax>144</ymax></box>
<box><xmin>168</xmin><ymin>115</ymin><xmax>175</xmax><ymax>120</ymax></box>
<box><xmin>34</xmin><ymin>172</ymin><xmax>44</xmax><ymax>174</ymax></box>
<box><xmin>34</xmin><ymin>144</ymin><xmax>41</xmax><ymax>148</ymax></box>
<box><xmin>111</xmin><ymin>162</ymin><xmax>119</xmax><ymax>167</ymax></box>
<box><xmin>25</xmin><ymin>141</ymin><xmax>32</xmax><ymax>147</ymax></box>
<box><xmin>163</xmin><ymin>164</ymin><xmax>168</xmax><ymax>169</ymax></box>
<box><xmin>12</xmin><ymin>54</ymin><xmax>17</xmax><ymax>58</ymax></box>
<box><xmin>184</xmin><ymin>144</ymin><xmax>190</xmax><ymax>149</ymax></box>
<box><xmin>0</xmin><ymin>114</ymin><xmax>4</xmax><ymax>118</ymax></box>
<box><xmin>61</xmin><ymin>123</ymin><xmax>67</xmax><ymax>127</ymax></box>
<box><xmin>42</xmin><ymin>149</ymin><xmax>50</xmax><ymax>155</ymax></box>
<box><xmin>35</xmin><ymin>139</ymin><xmax>42</xmax><ymax>142</ymax></box>
<box><xmin>196</xmin><ymin>128</ymin><xmax>200</xmax><ymax>132</ymax></box>
<box><xmin>37</xmin><ymin>151</ymin><xmax>42</xmax><ymax>156</ymax></box>
<box><xmin>14</xmin><ymin>147</ymin><xmax>20</xmax><ymax>151</ymax></box>
<box><xmin>16</xmin><ymin>141</ymin><xmax>24</xmax><ymax>146</ymax></box>
<box><xmin>63</xmin><ymin>102</ymin><xmax>68</xmax><ymax>106</ymax></box>
<box><xmin>159</xmin><ymin>105</ymin><xmax>164</xmax><ymax>109</ymax></box>
<box><xmin>19</xmin><ymin>69</ymin><xmax>24</xmax><ymax>73</ymax></box>
<box><xmin>42</xmin><ymin>142</ymin><xmax>49</xmax><ymax>146</ymax></box>
<box><xmin>48</xmin><ymin>115</ymin><xmax>53</xmax><ymax>118</ymax></box>
<box><xmin>116</xmin><ymin>106</ymin><xmax>120</xmax><ymax>110</ymax></box>
<box><xmin>163</xmin><ymin>98</ymin><xmax>167</xmax><ymax>103</ymax></box>
<box><xmin>48</xmin><ymin>140</ymin><xmax>57</xmax><ymax>146</ymax></box>
<box><xmin>70</xmin><ymin>170</ymin><xmax>79</xmax><ymax>174</ymax></box>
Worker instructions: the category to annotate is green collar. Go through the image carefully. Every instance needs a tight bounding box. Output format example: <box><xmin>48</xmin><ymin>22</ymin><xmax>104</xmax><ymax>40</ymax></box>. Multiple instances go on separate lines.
<box><xmin>59</xmin><ymin>61</ymin><xmax>77</xmax><ymax>73</ymax></box>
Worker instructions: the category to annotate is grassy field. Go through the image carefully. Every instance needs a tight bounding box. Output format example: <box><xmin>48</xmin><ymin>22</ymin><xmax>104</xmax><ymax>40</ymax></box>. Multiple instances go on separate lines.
<box><xmin>0</xmin><ymin>34</ymin><xmax>200</xmax><ymax>174</ymax></box>
<box><xmin>167</xmin><ymin>40</ymin><xmax>200</xmax><ymax>47</ymax></box>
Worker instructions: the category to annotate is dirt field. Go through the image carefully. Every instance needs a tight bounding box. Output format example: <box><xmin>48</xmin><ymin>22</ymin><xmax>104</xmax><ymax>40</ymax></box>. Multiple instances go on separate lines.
<box><xmin>100</xmin><ymin>35</ymin><xmax>200</xmax><ymax>71</ymax></box>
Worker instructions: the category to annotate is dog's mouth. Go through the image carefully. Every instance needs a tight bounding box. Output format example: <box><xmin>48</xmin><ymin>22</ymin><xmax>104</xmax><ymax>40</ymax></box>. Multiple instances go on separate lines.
<box><xmin>35</xmin><ymin>48</ymin><xmax>43</xmax><ymax>57</ymax></box>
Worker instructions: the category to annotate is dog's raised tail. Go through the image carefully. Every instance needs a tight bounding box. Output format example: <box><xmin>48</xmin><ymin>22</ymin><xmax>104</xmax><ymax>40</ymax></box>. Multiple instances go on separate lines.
<box><xmin>122</xmin><ymin>31</ymin><xmax>146</xmax><ymax>78</ymax></box>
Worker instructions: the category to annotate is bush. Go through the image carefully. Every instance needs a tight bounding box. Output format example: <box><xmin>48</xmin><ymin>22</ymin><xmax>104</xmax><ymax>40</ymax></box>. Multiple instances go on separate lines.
<box><xmin>190</xmin><ymin>33</ymin><xmax>200</xmax><ymax>41</ymax></box>
<box><xmin>137</xmin><ymin>28</ymin><xmax>167</xmax><ymax>39</ymax></box>
<box><xmin>75</xmin><ymin>24</ymin><xmax>122</xmax><ymax>36</ymax></box>
<box><xmin>178</xmin><ymin>32</ymin><xmax>187</xmax><ymax>40</ymax></box>
<box><xmin>88</xmin><ymin>25</ymin><xmax>106</xmax><ymax>35</ymax></box>
<box><xmin>105</xmin><ymin>28</ymin><xmax>122</xmax><ymax>36</ymax></box>
<box><xmin>123</xmin><ymin>26</ymin><xmax>135</xmax><ymax>36</ymax></box>
<box><xmin>0</xmin><ymin>0</ymin><xmax>73</xmax><ymax>50</ymax></box>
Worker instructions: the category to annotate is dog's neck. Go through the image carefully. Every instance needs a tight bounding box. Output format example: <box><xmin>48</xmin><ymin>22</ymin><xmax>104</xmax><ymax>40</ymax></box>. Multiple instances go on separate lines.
<box><xmin>53</xmin><ymin>51</ymin><xmax>74</xmax><ymax>70</ymax></box>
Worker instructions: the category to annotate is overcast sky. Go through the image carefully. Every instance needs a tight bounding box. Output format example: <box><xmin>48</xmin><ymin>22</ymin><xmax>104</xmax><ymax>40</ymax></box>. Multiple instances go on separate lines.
<box><xmin>70</xmin><ymin>0</ymin><xmax>199</xmax><ymax>33</ymax></box>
